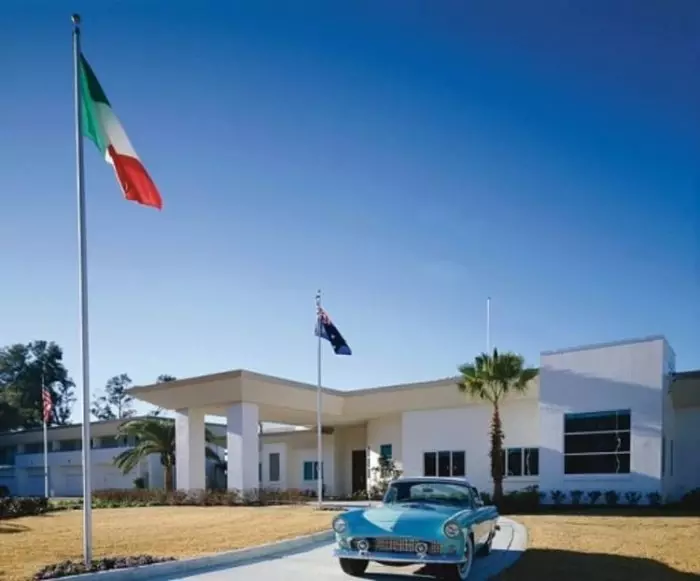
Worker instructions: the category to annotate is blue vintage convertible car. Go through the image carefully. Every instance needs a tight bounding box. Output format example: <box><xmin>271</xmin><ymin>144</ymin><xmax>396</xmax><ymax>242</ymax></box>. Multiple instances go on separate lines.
<box><xmin>332</xmin><ymin>477</ymin><xmax>499</xmax><ymax>580</ymax></box>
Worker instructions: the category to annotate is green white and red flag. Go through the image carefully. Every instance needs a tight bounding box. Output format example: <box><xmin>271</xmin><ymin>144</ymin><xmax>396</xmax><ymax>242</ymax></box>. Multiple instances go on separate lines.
<box><xmin>79</xmin><ymin>54</ymin><xmax>163</xmax><ymax>210</ymax></box>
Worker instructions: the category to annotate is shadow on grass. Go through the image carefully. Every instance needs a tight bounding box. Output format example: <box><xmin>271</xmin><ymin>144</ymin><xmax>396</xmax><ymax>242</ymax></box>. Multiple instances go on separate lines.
<box><xmin>494</xmin><ymin>548</ymin><xmax>700</xmax><ymax>580</ymax></box>
<box><xmin>0</xmin><ymin>522</ymin><xmax>29</xmax><ymax>534</ymax></box>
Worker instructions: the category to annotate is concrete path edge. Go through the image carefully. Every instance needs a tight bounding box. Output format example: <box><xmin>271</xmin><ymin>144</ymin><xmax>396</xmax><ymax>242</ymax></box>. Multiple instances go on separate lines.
<box><xmin>63</xmin><ymin>530</ymin><xmax>335</xmax><ymax>581</ymax></box>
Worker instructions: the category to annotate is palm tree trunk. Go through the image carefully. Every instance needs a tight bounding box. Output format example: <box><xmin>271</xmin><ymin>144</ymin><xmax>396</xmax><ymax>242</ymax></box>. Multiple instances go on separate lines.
<box><xmin>490</xmin><ymin>402</ymin><xmax>505</xmax><ymax>503</ymax></box>
<box><xmin>164</xmin><ymin>465</ymin><xmax>174</xmax><ymax>492</ymax></box>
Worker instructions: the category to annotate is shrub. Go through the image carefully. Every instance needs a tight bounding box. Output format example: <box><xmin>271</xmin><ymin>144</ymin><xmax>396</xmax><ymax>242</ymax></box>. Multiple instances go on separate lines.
<box><xmin>624</xmin><ymin>491</ymin><xmax>642</xmax><ymax>506</ymax></box>
<box><xmin>587</xmin><ymin>490</ymin><xmax>602</xmax><ymax>505</ymax></box>
<box><xmin>569</xmin><ymin>490</ymin><xmax>584</xmax><ymax>506</ymax></box>
<box><xmin>133</xmin><ymin>477</ymin><xmax>146</xmax><ymax>489</ymax></box>
<box><xmin>0</xmin><ymin>496</ymin><xmax>49</xmax><ymax>519</ymax></box>
<box><xmin>680</xmin><ymin>487</ymin><xmax>700</xmax><ymax>510</ymax></box>
<box><xmin>604</xmin><ymin>490</ymin><xmax>619</xmax><ymax>506</ymax></box>
<box><xmin>479</xmin><ymin>491</ymin><xmax>492</xmax><ymax>506</ymax></box>
<box><xmin>497</xmin><ymin>485</ymin><xmax>541</xmax><ymax>513</ymax></box>
<box><xmin>351</xmin><ymin>489</ymin><xmax>368</xmax><ymax>501</ymax></box>
<box><xmin>90</xmin><ymin>488</ymin><xmax>307</xmax><ymax>508</ymax></box>
<box><xmin>33</xmin><ymin>556</ymin><xmax>174</xmax><ymax>580</ymax></box>
<box><xmin>646</xmin><ymin>491</ymin><xmax>662</xmax><ymax>507</ymax></box>
<box><xmin>550</xmin><ymin>490</ymin><xmax>565</xmax><ymax>505</ymax></box>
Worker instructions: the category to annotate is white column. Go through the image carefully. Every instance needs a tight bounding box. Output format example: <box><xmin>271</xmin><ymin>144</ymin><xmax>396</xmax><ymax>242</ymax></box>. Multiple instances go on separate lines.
<box><xmin>175</xmin><ymin>408</ymin><xmax>206</xmax><ymax>491</ymax></box>
<box><xmin>226</xmin><ymin>403</ymin><xmax>259</xmax><ymax>491</ymax></box>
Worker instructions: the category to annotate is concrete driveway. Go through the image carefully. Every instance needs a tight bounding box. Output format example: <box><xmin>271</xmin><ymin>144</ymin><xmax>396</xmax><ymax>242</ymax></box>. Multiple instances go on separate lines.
<box><xmin>162</xmin><ymin>518</ymin><xmax>526</xmax><ymax>581</ymax></box>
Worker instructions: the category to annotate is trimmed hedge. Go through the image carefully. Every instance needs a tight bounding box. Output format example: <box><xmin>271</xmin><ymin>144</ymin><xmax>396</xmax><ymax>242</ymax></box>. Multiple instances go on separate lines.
<box><xmin>34</xmin><ymin>556</ymin><xmax>174</xmax><ymax>580</ymax></box>
<box><xmin>0</xmin><ymin>496</ymin><xmax>48</xmax><ymax>518</ymax></box>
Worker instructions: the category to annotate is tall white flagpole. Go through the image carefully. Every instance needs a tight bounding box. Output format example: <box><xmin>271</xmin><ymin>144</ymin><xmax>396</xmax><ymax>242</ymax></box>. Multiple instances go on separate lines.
<box><xmin>486</xmin><ymin>296</ymin><xmax>491</xmax><ymax>353</ymax></box>
<box><xmin>42</xmin><ymin>371</ymin><xmax>49</xmax><ymax>499</ymax></box>
<box><xmin>315</xmin><ymin>290</ymin><xmax>324</xmax><ymax>509</ymax></box>
<box><xmin>72</xmin><ymin>13</ymin><xmax>93</xmax><ymax>566</ymax></box>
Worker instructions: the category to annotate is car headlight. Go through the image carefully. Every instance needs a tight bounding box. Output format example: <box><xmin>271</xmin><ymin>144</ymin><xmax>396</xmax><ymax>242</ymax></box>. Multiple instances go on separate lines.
<box><xmin>443</xmin><ymin>522</ymin><xmax>461</xmax><ymax>538</ymax></box>
<box><xmin>333</xmin><ymin>517</ymin><xmax>347</xmax><ymax>533</ymax></box>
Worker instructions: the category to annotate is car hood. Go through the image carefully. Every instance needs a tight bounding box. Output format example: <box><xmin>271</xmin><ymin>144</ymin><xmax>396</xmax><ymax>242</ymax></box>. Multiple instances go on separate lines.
<box><xmin>346</xmin><ymin>503</ymin><xmax>463</xmax><ymax>536</ymax></box>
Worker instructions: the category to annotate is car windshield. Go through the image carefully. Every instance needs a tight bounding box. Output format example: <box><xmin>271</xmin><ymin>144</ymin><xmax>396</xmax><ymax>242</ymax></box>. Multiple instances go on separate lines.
<box><xmin>383</xmin><ymin>481</ymin><xmax>473</xmax><ymax>507</ymax></box>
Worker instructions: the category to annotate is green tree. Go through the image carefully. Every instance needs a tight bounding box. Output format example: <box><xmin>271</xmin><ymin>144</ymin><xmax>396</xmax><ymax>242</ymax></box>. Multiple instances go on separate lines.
<box><xmin>113</xmin><ymin>417</ymin><xmax>220</xmax><ymax>491</ymax></box>
<box><xmin>156</xmin><ymin>374</ymin><xmax>176</xmax><ymax>383</ymax></box>
<box><xmin>91</xmin><ymin>373</ymin><xmax>135</xmax><ymax>420</ymax></box>
<box><xmin>457</xmin><ymin>348</ymin><xmax>538</xmax><ymax>503</ymax></box>
<box><xmin>0</xmin><ymin>341</ymin><xmax>75</xmax><ymax>431</ymax></box>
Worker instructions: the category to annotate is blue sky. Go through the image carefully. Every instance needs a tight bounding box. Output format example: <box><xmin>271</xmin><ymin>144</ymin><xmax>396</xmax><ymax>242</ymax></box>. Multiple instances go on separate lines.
<box><xmin>2</xmin><ymin>1</ymin><xmax>699</xmax><ymax>420</ymax></box>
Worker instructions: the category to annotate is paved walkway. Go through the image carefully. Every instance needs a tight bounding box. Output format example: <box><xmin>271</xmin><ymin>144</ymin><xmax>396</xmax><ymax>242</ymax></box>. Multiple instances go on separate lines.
<box><xmin>162</xmin><ymin>518</ymin><xmax>526</xmax><ymax>581</ymax></box>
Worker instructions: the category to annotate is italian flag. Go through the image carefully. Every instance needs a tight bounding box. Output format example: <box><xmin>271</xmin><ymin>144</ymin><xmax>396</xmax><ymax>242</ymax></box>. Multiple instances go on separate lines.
<box><xmin>79</xmin><ymin>54</ymin><xmax>163</xmax><ymax>210</ymax></box>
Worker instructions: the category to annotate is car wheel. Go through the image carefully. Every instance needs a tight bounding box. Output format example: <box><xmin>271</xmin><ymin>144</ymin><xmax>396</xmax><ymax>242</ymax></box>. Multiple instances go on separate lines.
<box><xmin>339</xmin><ymin>558</ymin><xmax>369</xmax><ymax>577</ymax></box>
<box><xmin>439</xmin><ymin>534</ymin><xmax>474</xmax><ymax>580</ymax></box>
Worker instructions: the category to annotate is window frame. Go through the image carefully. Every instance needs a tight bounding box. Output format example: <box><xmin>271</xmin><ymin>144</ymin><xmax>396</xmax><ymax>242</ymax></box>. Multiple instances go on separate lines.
<box><xmin>499</xmin><ymin>447</ymin><xmax>539</xmax><ymax>478</ymax></box>
<box><xmin>563</xmin><ymin>410</ymin><xmax>631</xmax><ymax>476</ymax></box>
<box><xmin>422</xmin><ymin>450</ymin><xmax>466</xmax><ymax>478</ymax></box>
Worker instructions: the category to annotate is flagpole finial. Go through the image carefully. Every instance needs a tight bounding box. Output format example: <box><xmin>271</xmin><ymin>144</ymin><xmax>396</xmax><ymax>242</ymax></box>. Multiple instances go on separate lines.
<box><xmin>71</xmin><ymin>13</ymin><xmax>81</xmax><ymax>28</ymax></box>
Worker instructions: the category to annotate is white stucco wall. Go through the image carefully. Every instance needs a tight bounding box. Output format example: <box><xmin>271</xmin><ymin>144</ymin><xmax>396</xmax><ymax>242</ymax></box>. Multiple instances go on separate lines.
<box><xmin>402</xmin><ymin>399</ymin><xmax>539</xmax><ymax>494</ymax></box>
<box><xmin>539</xmin><ymin>337</ymin><xmax>665</xmax><ymax>497</ymax></box>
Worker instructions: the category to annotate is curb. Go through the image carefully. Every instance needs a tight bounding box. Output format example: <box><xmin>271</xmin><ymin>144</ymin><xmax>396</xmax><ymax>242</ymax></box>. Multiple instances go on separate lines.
<box><xmin>63</xmin><ymin>529</ymin><xmax>335</xmax><ymax>580</ymax></box>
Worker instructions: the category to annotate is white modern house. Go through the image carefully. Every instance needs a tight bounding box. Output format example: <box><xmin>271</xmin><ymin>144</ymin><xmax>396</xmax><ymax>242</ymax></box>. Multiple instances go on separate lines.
<box><xmin>1</xmin><ymin>335</ymin><xmax>699</xmax><ymax>501</ymax></box>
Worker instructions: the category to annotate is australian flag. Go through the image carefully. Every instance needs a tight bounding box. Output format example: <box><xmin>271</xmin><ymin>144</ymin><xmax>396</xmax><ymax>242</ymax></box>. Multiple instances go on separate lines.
<box><xmin>316</xmin><ymin>307</ymin><xmax>352</xmax><ymax>355</ymax></box>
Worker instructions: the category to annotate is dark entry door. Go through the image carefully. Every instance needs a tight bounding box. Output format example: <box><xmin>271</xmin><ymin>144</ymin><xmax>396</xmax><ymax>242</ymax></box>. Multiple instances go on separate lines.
<box><xmin>351</xmin><ymin>449</ymin><xmax>367</xmax><ymax>494</ymax></box>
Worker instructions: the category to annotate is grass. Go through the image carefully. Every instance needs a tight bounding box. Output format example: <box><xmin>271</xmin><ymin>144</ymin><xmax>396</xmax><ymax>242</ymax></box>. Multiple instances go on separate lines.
<box><xmin>495</xmin><ymin>513</ymin><xmax>700</xmax><ymax>580</ymax></box>
<box><xmin>0</xmin><ymin>506</ymin><xmax>338</xmax><ymax>581</ymax></box>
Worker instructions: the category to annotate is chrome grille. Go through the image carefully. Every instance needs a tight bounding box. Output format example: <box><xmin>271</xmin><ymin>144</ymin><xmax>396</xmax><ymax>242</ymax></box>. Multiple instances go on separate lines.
<box><xmin>352</xmin><ymin>537</ymin><xmax>443</xmax><ymax>555</ymax></box>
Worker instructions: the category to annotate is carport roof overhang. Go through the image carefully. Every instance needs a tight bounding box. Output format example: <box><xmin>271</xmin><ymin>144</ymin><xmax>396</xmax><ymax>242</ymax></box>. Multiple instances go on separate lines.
<box><xmin>128</xmin><ymin>369</ymin><xmax>540</xmax><ymax>426</ymax></box>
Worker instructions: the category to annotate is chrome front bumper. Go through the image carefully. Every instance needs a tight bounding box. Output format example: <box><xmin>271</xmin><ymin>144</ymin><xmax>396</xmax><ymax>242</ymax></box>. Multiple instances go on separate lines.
<box><xmin>334</xmin><ymin>547</ymin><xmax>466</xmax><ymax>565</ymax></box>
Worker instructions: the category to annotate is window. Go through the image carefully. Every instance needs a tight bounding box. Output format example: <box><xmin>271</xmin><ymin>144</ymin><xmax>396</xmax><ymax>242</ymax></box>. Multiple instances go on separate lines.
<box><xmin>303</xmin><ymin>461</ymin><xmax>323</xmax><ymax>481</ymax></box>
<box><xmin>564</xmin><ymin>410</ymin><xmax>631</xmax><ymax>475</ymax></box>
<box><xmin>96</xmin><ymin>436</ymin><xmax>127</xmax><ymax>449</ymax></box>
<box><xmin>59</xmin><ymin>439</ymin><xmax>82</xmax><ymax>452</ymax></box>
<box><xmin>269</xmin><ymin>453</ymin><xmax>280</xmax><ymax>482</ymax></box>
<box><xmin>499</xmin><ymin>447</ymin><xmax>539</xmax><ymax>477</ymax></box>
<box><xmin>661</xmin><ymin>436</ymin><xmax>666</xmax><ymax>476</ymax></box>
<box><xmin>379</xmin><ymin>444</ymin><xmax>393</xmax><ymax>460</ymax></box>
<box><xmin>21</xmin><ymin>442</ymin><xmax>43</xmax><ymax>455</ymax></box>
<box><xmin>0</xmin><ymin>446</ymin><xmax>16</xmax><ymax>465</ymax></box>
<box><xmin>669</xmin><ymin>440</ymin><xmax>674</xmax><ymax>476</ymax></box>
<box><xmin>423</xmin><ymin>451</ymin><xmax>466</xmax><ymax>477</ymax></box>
<box><xmin>259</xmin><ymin>462</ymin><xmax>262</xmax><ymax>483</ymax></box>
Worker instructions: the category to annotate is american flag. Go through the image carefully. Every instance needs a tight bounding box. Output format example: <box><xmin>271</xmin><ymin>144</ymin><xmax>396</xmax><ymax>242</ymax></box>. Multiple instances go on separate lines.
<box><xmin>42</xmin><ymin>387</ymin><xmax>52</xmax><ymax>424</ymax></box>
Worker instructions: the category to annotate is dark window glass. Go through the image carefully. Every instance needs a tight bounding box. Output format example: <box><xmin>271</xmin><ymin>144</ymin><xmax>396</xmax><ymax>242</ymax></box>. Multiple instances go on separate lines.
<box><xmin>437</xmin><ymin>451</ymin><xmax>451</xmax><ymax>477</ymax></box>
<box><xmin>564</xmin><ymin>453</ymin><xmax>630</xmax><ymax>475</ymax></box>
<box><xmin>379</xmin><ymin>444</ymin><xmax>393</xmax><ymax>460</ymax></box>
<box><xmin>564</xmin><ymin>411</ymin><xmax>630</xmax><ymax>434</ymax></box>
<box><xmin>0</xmin><ymin>446</ymin><xmax>16</xmax><ymax>464</ymax></box>
<box><xmin>524</xmin><ymin>448</ymin><xmax>539</xmax><ymax>476</ymax></box>
<box><xmin>269</xmin><ymin>453</ymin><xmax>280</xmax><ymax>482</ymax></box>
<box><xmin>23</xmin><ymin>442</ymin><xmax>43</xmax><ymax>454</ymax></box>
<box><xmin>507</xmin><ymin>449</ymin><xmax>523</xmax><ymax>476</ymax></box>
<box><xmin>565</xmin><ymin>432</ymin><xmax>630</xmax><ymax>455</ymax></box>
<box><xmin>423</xmin><ymin>452</ymin><xmax>436</xmax><ymax>476</ymax></box>
<box><xmin>259</xmin><ymin>462</ymin><xmax>262</xmax><ymax>482</ymax></box>
<box><xmin>451</xmin><ymin>451</ymin><xmax>466</xmax><ymax>477</ymax></box>
<box><xmin>303</xmin><ymin>461</ymin><xmax>313</xmax><ymax>480</ymax></box>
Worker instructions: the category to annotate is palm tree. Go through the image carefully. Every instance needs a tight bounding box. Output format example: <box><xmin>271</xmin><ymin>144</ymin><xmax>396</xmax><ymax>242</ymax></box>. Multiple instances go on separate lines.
<box><xmin>113</xmin><ymin>417</ymin><xmax>221</xmax><ymax>491</ymax></box>
<box><xmin>457</xmin><ymin>349</ymin><xmax>538</xmax><ymax>503</ymax></box>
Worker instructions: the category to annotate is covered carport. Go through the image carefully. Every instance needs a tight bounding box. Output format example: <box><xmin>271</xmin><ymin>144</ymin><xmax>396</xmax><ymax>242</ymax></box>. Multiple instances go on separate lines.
<box><xmin>129</xmin><ymin>370</ymin><xmax>346</xmax><ymax>492</ymax></box>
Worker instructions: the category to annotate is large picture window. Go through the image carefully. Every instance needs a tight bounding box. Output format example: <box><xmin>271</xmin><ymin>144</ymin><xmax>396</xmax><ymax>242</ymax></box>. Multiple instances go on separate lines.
<box><xmin>564</xmin><ymin>410</ymin><xmax>631</xmax><ymax>475</ymax></box>
<box><xmin>423</xmin><ymin>450</ymin><xmax>466</xmax><ymax>477</ymax></box>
